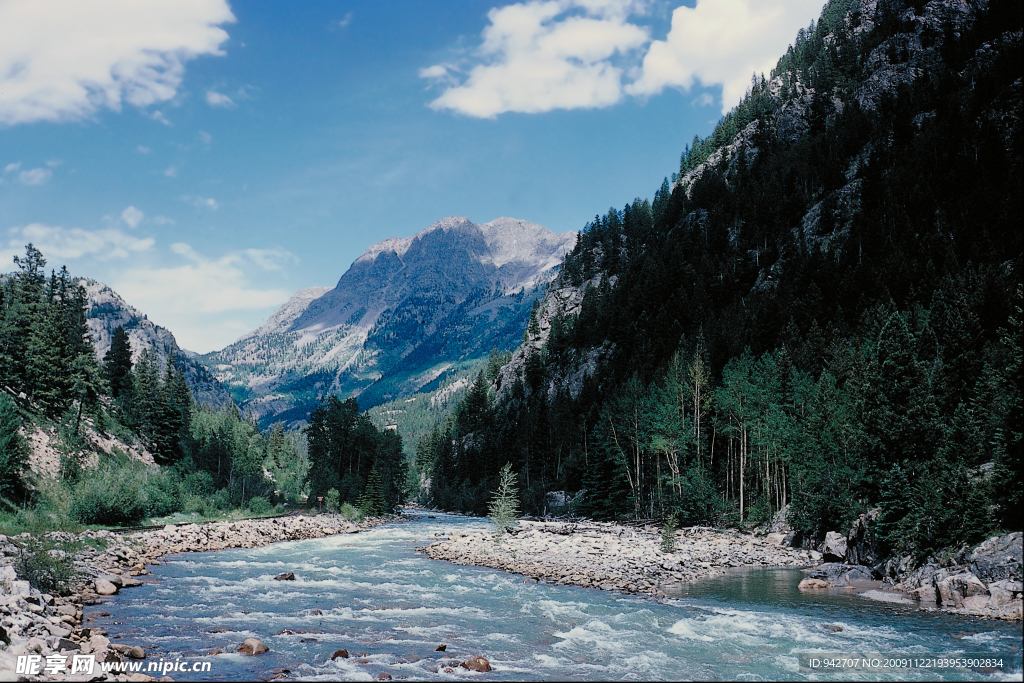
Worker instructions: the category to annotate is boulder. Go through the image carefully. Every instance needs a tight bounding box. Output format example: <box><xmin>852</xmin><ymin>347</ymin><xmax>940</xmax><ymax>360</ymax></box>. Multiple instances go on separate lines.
<box><xmin>461</xmin><ymin>656</ymin><xmax>492</xmax><ymax>672</ymax></box>
<box><xmin>968</xmin><ymin>532</ymin><xmax>1023</xmax><ymax>583</ymax></box>
<box><xmin>821</xmin><ymin>532</ymin><xmax>847</xmax><ymax>562</ymax></box>
<box><xmin>95</xmin><ymin>580</ymin><xmax>118</xmax><ymax>596</ymax></box>
<box><xmin>237</xmin><ymin>638</ymin><xmax>269</xmax><ymax>655</ymax></box>
<box><xmin>845</xmin><ymin>509</ymin><xmax>880</xmax><ymax>566</ymax></box>
<box><xmin>331</xmin><ymin>649</ymin><xmax>349</xmax><ymax>660</ymax></box>
<box><xmin>798</xmin><ymin>578</ymin><xmax>829</xmax><ymax>589</ymax></box>
<box><xmin>274</xmin><ymin>572</ymin><xmax>295</xmax><ymax>581</ymax></box>
<box><xmin>910</xmin><ymin>583</ymin><xmax>939</xmax><ymax>605</ymax></box>
<box><xmin>127</xmin><ymin>646</ymin><xmax>147</xmax><ymax>659</ymax></box>
<box><xmin>806</xmin><ymin>563</ymin><xmax>878</xmax><ymax>586</ymax></box>
<box><xmin>434</xmin><ymin>643</ymin><xmax>447</xmax><ymax>652</ymax></box>
<box><xmin>988</xmin><ymin>580</ymin><xmax>1023</xmax><ymax>607</ymax></box>
<box><xmin>936</xmin><ymin>572</ymin><xmax>988</xmax><ymax>607</ymax></box>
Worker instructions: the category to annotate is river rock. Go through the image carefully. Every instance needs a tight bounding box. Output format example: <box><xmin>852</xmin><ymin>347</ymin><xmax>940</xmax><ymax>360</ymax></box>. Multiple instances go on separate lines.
<box><xmin>331</xmin><ymin>648</ymin><xmax>350</xmax><ymax>660</ymax></box>
<box><xmin>435</xmin><ymin>643</ymin><xmax>446</xmax><ymax>651</ymax></box>
<box><xmin>95</xmin><ymin>580</ymin><xmax>118</xmax><ymax>595</ymax></box>
<box><xmin>127</xmin><ymin>645</ymin><xmax>147</xmax><ymax>659</ymax></box>
<box><xmin>237</xmin><ymin>638</ymin><xmax>269</xmax><ymax>655</ymax></box>
<box><xmin>798</xmin><ymin>578</ymin><xmax>829</xmax><ymax>589</ymax></box>
<box><xmin>820</xmin><ymin>532</ymin><xmax>848</xmax><ymax>562</ymax></box>
<box><xmin>274</xmin><ymin>572</ymin><xmax>295</xmax><ymax>581</ymax></box>
<box><xmin>461</xmin><ymin>655</ymin><xmax>492</xmax><ymax>672</ymax></box>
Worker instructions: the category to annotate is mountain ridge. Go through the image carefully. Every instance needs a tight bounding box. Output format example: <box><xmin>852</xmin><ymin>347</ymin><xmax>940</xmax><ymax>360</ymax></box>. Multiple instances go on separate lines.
<box><xmin>205</xmin><ymin>216</ymin><xmax>576</xmax><ymax>425</ymax></box>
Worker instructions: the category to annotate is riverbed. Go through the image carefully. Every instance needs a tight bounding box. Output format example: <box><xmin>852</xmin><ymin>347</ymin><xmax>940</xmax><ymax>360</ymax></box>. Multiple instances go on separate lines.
<box><xmin>89</xmin><ymin>512</ymin><xmax>1022</xmax><ymax>681</ymax></box>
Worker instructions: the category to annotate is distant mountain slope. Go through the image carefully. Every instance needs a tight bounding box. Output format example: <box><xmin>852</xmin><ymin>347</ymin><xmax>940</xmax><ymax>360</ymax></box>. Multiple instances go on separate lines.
<box><xmin>206</xmin><ymin>216</ymin><xmax>576</xmax><ymax>425</ymax></box>
<box><xmin>81</xmin><ymin>279</ymin><xmax>231</xmax><ymax>407</ymax></box>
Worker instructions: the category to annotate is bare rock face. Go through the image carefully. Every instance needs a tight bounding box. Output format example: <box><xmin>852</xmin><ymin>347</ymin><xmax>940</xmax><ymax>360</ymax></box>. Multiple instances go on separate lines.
<box><xmin>206</xmin><ymin>216</ymin><xmax>576</xmax><ymax>425</ymax></box>
<box><xmin>237</xmin><ymin>638</ymin><xmax>269</xmax><ymax>655</ymax></box>
<box><xmin>81</xmin><ymin>279</ymin><xmax>231</xmax><ymax>408</ymax></box>
<box><xmin>968</xmin><ymin>532</ymin><xmax>1023</xmax><ymax>583</ymax></box>
<box><xmin>820</xmin><ymin>532</ymin><xmax>848</xmax><ymax>562</ymax></box>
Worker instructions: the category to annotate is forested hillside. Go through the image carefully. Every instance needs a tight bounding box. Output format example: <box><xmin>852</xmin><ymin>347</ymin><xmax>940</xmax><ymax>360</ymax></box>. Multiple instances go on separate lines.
<box><xmin>418</xmin><ymin>0</ymin><xmax>1022</xmax><ymax>561</ymax></box>
<box><xmin>0</xmin><ymin>247</ymin><xmax>397</xmax><ymax>528</ymax></box>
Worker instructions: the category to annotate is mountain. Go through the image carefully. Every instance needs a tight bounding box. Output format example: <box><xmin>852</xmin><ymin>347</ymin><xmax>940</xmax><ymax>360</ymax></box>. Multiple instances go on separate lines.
<box><xmin>206</xmin><ymin>216</ymin><xmax>576</xmax><ymax>425</ymax></box>
<box><xmin>81</xmin><ymin>279</ymin><xmax>231</xmax><ymax>407</ymax></box>
<box><xmin>419</xmin><ymin>0</ymin><xmax>1023</xmax><ymax>558</ymax></box>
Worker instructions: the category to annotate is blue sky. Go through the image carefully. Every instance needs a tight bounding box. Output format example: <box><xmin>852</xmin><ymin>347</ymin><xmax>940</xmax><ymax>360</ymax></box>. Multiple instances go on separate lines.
<box><xmin>0</xmin><ymin>0</ymin><xmax>823</xmax><ymax>352</ymax></box>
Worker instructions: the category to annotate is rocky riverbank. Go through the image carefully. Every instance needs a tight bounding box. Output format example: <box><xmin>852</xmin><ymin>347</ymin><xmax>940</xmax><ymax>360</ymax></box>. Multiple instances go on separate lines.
<box><xmin>0</xmin><ymin>514</ymin><xmax>384</xmax><ymax>681</ymax></box>
<box><xmin>420</xmin><ymin>519</ymin><xmax>815</xmax><ymax>595</ymax></box>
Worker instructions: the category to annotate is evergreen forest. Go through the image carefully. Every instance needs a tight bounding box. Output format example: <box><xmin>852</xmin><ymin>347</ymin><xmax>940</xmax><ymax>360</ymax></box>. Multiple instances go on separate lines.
<box><xmin>417</xmin><ymin>0</ymin><xmax>1022</xmax><ymax>561</ymax></box>
<box><xmin>0</xmin><ymin>246</ymin><xmax>404</xmax><ymax>529</ymax></box>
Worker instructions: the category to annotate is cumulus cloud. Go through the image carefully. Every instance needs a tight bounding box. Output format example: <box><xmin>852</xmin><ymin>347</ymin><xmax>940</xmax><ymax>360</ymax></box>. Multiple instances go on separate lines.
<box><xmin>425</xmin><ymin>0</ymin><xmax>823</xmax><ymax>117</ymax></box>
<box><xmin>0</xmin><ymin>0</ymin><xmax>235</xmax><ymax>126</ymax></box>
<box><xmin>112</xmin><ymin>243</ymin><xmax>295</xmax><ymax>352</ymax></box>
<box><xmin>4</xmin><ymin>162</ymin><xmax>21</xmax><ymax>173</ymax></box>
<box><xmin>0</xmin><ymin>223</ymin><xmax>154</xmax><ymax>262</ymax></box>
<box><xmin>121</xmin><ymin>205</ymin><xmax>144</xmax><ymax>228</ymax></box>
<box><xmin>423</xmin><ymin>0</ymin><xmax>649</xmax><ymax>117</ymax></box>
<box><xmin>205</xmin><ymin>90</ymin><xmax>234</xmax><ymax>107</ymax></box>
<box><xmin>19</xmin><ymin>168</ymin><xmax>52</xmax><ymax>185</ymax></box>
<box><xmin>627</xmin><ymin>0</ymin><xmax>824</xmax><ymax>112</ymax></box>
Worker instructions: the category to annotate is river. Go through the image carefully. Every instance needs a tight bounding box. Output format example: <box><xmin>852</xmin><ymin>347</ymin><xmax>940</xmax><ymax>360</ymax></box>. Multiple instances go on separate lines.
<box><xmin>89</xmin><ymin>512</ymin><xmax>1022</xmax><ymax>681</ymax></box>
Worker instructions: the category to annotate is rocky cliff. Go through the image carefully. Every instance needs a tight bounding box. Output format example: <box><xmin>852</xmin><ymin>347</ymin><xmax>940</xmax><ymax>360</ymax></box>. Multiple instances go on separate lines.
<box><xmin>81</xmin><ymin>279</ymin><xmax>231</xmax><ymax>408</ymax></box>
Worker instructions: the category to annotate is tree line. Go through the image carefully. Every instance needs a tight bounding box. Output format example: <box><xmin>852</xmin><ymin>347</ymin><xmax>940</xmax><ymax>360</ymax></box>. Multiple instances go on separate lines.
<box><xmin>416</xmin><ymin>0</ymin><xmax>1022</xmax><ymax>560</ymax></box>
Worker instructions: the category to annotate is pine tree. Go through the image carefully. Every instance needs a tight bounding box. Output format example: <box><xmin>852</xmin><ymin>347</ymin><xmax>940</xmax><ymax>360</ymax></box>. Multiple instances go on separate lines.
<box><xmin>0</xmin><ymin>393</ymin><xmax>28</xmax><ymax>499</ymax></box>
<box><xmin>104</xmin><ymin>326</ymin><xmax>134</xmax><ymax>400</ymax></box>
<box><xmin>488</xmin><ymin>462</ymin><xmax>520</xmax><ymax>541</ymax></box>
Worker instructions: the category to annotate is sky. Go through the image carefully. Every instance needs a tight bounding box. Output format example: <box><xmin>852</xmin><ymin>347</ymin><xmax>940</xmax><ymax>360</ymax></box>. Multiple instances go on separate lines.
<box><xmin>0</xmin><ymin>0</ymin><xmax>824</xmax><ymax>353</ymax></box>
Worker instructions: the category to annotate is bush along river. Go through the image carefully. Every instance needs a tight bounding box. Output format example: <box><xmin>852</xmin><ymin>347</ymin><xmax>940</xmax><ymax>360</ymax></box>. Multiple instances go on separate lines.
<box><xmin>79</xmin><ymin>512</ymin><xmax>1022</xmax><ymax>682</ymax></box>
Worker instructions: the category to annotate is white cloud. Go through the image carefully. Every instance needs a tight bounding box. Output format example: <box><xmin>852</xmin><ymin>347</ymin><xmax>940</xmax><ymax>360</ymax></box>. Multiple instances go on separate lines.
<box><xmin>112</xmin><ymin>243</ymin><xmax>295</xmax><ymax>352</ymax></box>
<box><xmin>627</xmin><ymin>0</ymin><xmax>824</xmax><ymax>112</ymax></box>
<box><xmin>149</xmin><ymin>110</ymin><xmax>172</xmax><ymax>126</ymax></box>
<box><xmin>181</xmin><ymin>194</ymin><xmax>218</xmax><ymax>210</ymax></box>
<box><xmin>0</xmin><ymin>0</ymin><xmax>234</xmax><ymax>126</ymax></box>
<box><xmin>121</xmin><ymin>205</ymin><xmax>144</xmax><ymax>228</ymax></box>
<box><xmin>424</xmin><ymin>0</ymin><xmax>649</xmax><ymax>118</ymax></box>
<box><xmin>338</xmin><ymin>12</ymin><xmax>354</xmax><ymax>28</ymax></box>
<box><xmin>199</xmin><ymin>130</ymin><xmax>213</xmax><ymax>144</ymax></box>
<box><xmin>136</xmin><ymin>145</ymin><xmax>151</xmax><ymax>154</ymax></box>
<box><xmin>164</xmin><ymin>165</ymin><xmax>178</xmax><ymax>178</ymax></box>
<box><xmin>152</xmin><ymin>215</ymin><xmax>176</xmax><ymax>226</ymax></box>
<box><xmin>19</xmin><ymin>168</ymin><xmax>52</xmax><ymax>185</ymax></box>
<box><xmin>1</xmin><ymin>223</ymin><xmax>154</xmax><ymax>262</ymax></box>
<box><xmin>205</xmin><ymin>90</ymin><xmax>234</xmax><ymax>108</ymax></box>
<box><xmin>4</xmin><ymin>162</ymin><xmax>21</xmax><ymax>173</ymax></box>
<box><xmin>242</xmin><ymin>247</ymin><xmax>300</xmax><ymax>271</ymax></box>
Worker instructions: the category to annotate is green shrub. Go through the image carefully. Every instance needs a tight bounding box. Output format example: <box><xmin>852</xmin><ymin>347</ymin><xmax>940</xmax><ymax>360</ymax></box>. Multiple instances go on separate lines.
<box><xmin>324</xmin><ymin>488</ymin><xmax>340</xmax><ymax>514</ymax></box>
<box><xmin>182</xmin><ymin>471</ymin><xmax>215</xmax><ymax>498</ymax></box>
<box><xmin>9</xmin><ymin>511</ymin><xmax>81</xmax><ymax>595</ymax></box>
<box><xmin>273</xmin><ymin>503</ymin><xmax>285</xmax><ymax>514</ymax></box>
<box><xmin>247</xmin><ymin>496</ymin><xmax>271</xmax><ymax>515</ymax></box>
<box><xmin>69</xmin><ymin>464</ymin><xmax>147</xmax><ymax>526</ymax></box>
<box><xmin>660</xmin><ymin>514</ymin><xmax>679</xmax><ymax>553</ymax></box>
<box><xmin>339</xmin><ymin>502</ymin><xmax>362</xmax><ymax>521</ymax></box>
<box><xmin>141</xmin><ymin>469</ymin><xmax>182</xmax><ymax>518</ymax></box>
